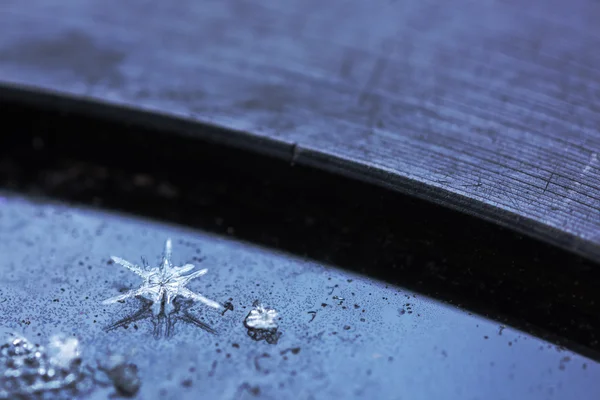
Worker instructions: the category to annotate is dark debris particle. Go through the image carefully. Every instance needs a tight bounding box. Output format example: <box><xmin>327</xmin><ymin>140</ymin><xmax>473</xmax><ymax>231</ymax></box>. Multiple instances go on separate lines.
<box><xmin>281</xmin><ymin>347</ymin><xmax>301</xmax><ymax>355</ymax></box>
<box><xmin>484</xmin><ymin>336</ymin><xmax>489</xmax><ymax>339</ymax></box>
<box><xmin>104</xmin><ymin>362</ymin><xmax>141</xmax><ymax>397</ymax></box>
<box><xmin>181</xmin><ymin>379</ymin><xmax>193</xmax><ymax>388</ymax></box>
<box><xmin>343</xmin><ymin>326</ymin><xmax>351</xmax><ymax>330</ymax></box>
<box><xmin>232</xmin><ymin>343</ymin><xmax>240</xmax><ymax>348</ymax></box>
<box><xmin>240</xmin><ymin>383</ymin><xmax>261</xmax><ymax>397</ymax></box>
<box><xmin>221</xmin><ymin>301</ymin><xmax>234</xmax><ymax>316</ymax></box>
<box><xmin>559</xmin><ymin>356</ymin><xmax>572</xmax><ymax>370</ymax></box>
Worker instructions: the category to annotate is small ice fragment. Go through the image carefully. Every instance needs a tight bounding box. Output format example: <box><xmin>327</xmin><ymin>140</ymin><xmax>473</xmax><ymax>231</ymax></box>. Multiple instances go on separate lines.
<box><xmin>244</xmin><ymin>304</ymin><xmax>278</xmax><ymax>330</ymax></box>
<box><xmin>47</xmin><ymin>335</ymin><xmax>81</xmax><ymax>369</ymax></box>
<box><xmin>244</xmin><ymin>302</ymin><xmax>281</xmax><ymax>344</ymax></box>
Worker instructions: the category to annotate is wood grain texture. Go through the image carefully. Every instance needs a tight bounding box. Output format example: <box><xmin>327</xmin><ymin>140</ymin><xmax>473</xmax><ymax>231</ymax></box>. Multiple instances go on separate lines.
<box><xmin>1</xmin><ymin>0</ymin><xmax>599</xmax><ymax>260</ymax></box>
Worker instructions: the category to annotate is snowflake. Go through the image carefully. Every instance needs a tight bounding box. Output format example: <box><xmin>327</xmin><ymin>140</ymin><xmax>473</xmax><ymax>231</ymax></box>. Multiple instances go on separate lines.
<box><xmin>103</xmin><ymin>239</ymin><xmax>221</xmax><ymax>317</ymax></box>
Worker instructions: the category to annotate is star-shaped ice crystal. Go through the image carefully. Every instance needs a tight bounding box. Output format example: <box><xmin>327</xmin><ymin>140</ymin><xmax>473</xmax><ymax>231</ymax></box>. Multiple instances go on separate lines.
<box><xmin>103</xmin><ymin>239</ymin><xmax>220</xmax><ymax>316</ymax></box>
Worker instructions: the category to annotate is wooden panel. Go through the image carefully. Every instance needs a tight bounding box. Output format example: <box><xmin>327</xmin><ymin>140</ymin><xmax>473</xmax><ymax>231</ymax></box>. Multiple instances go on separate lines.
<box><xmin>1</xmin><ymin>0</ymin><xmax>599</xmax><ymax>260</ymax></box>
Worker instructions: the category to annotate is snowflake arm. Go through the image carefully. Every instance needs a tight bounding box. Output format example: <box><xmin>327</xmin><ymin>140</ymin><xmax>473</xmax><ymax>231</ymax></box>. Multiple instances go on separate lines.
<box><xmin>179</xmin><ymin>268</ymin><xmax>208</xmax><ymax>286</ymax></box>
<box><xmin>162</xmin><ymin>238</ymin><xmax>173</xmax><ymax>269</ymax></box>
<box><xmin>178</xmin><ymin>287</ymin><xmax>221</xmax><ymax>309</ymax></box>
<box><xmin>172</xmin><ymin>264</ymin><xmax>196</xmax><ymax>275</ymax></box>
<box><xmin>110</xmin><ymin>256</ymin><xmax>147</xmax><ymax>277</ymax></box>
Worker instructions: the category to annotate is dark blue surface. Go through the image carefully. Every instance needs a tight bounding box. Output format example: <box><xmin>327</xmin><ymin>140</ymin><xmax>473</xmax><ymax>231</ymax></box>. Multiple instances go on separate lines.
<box><xmin>0</xmin><ymin>192</ymin><xmax>598</xmax><ymax>399</ymax></box>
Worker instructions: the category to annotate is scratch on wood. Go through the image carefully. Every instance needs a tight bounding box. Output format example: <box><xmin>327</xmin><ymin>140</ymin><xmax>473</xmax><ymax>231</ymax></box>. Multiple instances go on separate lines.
<box><xmin>502</xmin><ymin>184</ymin><xmax>521</xmax><ymax>211</ymax></box>
<box><xmin>563</xmin><ymin>152</ymin><xmax>598</xmax><ymax>207</ymax></box>
<box><xmin>358</xmin><ymin>57</ymin><xmax>388</xmax><ymax>106</ymax></box>
<box><xmin>543</xmin><ymin>172</ymin><xmax>554</xmax><ymax>194</ymax></box>
<box><xmin>462</xmin><ymin>177</ymin><xmax>482</xmax><ymax>188</ymax></box>
<box><xmin>583</xmin><ymin>153</ymin><xmax>597</xmax><ymax>174</ymax></box>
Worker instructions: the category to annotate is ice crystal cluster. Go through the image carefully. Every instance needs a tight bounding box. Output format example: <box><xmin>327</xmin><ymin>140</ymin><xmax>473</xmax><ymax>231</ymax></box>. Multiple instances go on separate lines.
<box><xmin>103</xmin><ymin>239</ymin><xmax>220</xmax><ymax>316</ymax></box>
<box><xmin>0</xmin><ymin>334</ymin><xmax>93</xmax><ymax>399</ymax></box>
